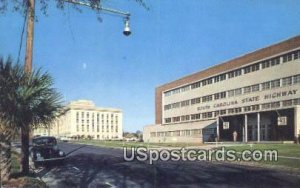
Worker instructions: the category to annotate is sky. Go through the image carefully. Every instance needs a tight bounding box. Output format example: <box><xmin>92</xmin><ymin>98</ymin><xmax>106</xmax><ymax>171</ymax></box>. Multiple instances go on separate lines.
<box><xmin>0</xmin><ymin>0</ymin><xmax>300</xmax><ymax>132</ymax></box>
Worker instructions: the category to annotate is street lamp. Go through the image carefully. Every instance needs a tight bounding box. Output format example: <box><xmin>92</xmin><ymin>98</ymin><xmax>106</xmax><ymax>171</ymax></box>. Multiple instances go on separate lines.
<box><xmin>64</xmin><ymin>0</ymin><xmax>132</xmax><ymax>36</ymax></box>
<box><xmin>123</xmin><ymin>17</ymin><xmax>131</xmax><ymax>36</ymax></box>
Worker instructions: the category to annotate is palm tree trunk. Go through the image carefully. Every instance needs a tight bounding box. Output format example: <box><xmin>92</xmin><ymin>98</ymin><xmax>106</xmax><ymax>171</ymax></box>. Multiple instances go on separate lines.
<box><xmin>0</xmin><ymin>137</ymin><xmax>11</xmax><ymax>182</ymax></box>
<box><xmin>20</xmin><ymin>126</ymin><xmax>29</xmax><ymax>175</ymax></box>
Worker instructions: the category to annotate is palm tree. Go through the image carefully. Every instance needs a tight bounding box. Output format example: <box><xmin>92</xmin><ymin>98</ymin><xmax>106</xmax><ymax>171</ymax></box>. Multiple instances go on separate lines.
<box><xmin>0</xmin><ymin>57</ymin><xmax>64</xmax><ymax>175</ymax></box>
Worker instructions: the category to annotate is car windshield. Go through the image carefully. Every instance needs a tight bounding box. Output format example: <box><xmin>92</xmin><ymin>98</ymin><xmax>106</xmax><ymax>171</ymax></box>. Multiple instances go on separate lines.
<box><xmin>33</xmin><ymin>137</ymin><xmax>57</xmax><ymax>146</ymax></box>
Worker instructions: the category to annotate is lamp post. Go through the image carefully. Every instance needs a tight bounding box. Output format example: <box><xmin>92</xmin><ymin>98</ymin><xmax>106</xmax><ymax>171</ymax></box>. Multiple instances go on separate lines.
<box><xmin>25</xmin><ymin>0</ymin><xmax>131</xmax><ymax>73</ymax></box>
<box><xmin>21</xmin><ymin>0</ymin><xmax>131</xmax><ymax>174</ymax></box>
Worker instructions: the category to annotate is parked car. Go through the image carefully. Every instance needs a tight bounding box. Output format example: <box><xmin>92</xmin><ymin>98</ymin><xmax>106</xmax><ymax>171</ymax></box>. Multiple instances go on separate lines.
<box><xmin>60</xmin><ymin>137</ymin><xmax>71</xmax><ymax>142</ymax></box>
<box><xmin>30</xmin><ymin>136</ymin><xmax>66</xmax><ymax>167</ymax></box>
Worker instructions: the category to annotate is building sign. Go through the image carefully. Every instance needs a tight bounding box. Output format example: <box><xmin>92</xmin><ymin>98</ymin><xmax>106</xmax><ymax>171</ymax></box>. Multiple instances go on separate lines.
<box><xmin>197</xmin><ymin>89</ymin><xmax>298</xmax><ymax>112</ymax></box>
<box><xmin>223</xmin><ymin>122</ymin><xmax>230</xmax><ymax>129</ymax></box>
<box><xmin>278</xmin><ymin>116</ymin><xmax>287</xmax><ymax>126</ymax></box>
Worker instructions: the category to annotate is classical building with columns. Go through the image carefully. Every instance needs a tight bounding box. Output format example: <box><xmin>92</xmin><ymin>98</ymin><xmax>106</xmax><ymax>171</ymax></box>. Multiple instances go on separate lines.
<box><xmin>34</xmin><ymin>100</ymin><xmax>123</xmax><ymax>140</ymax></box>
<box><xmin>143</xmin><ymin>36</ymin><xmax>300</xmax><ymax>143</ymax></box>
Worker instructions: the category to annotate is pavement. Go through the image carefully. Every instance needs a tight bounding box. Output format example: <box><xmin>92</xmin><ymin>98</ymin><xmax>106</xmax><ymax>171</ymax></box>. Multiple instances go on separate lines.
<box><xmin>26</xmin><ymin>142</ymin><xmax>300</xmax><ymax>188</ymax></box>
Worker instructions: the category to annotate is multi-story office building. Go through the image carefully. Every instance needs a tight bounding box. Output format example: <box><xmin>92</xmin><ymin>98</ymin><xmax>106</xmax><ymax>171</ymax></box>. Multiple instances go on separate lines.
<box><xmin>34</xmin><ymin>100</ymin><xmax>123</xmax><ymax>140</ymax></box>
<box><xmin>144</xmin><ymin>36</ymin><xmax>300</xmax><ymax>143</ymax></box>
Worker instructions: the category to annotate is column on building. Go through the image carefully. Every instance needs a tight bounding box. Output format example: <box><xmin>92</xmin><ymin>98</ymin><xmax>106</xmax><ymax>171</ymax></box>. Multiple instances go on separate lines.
<box><xmin>257</xmin><ymin>112</ymin><xmax>260</xmax><ymax>142</ymax></box>
<box><xmin>245</xmin><ymin>114</ymin><xmax>248</xmax><ymax>142</ymax></box>
<box><xmin>294</xmin><ymin>106</ymin><xmax>300</xmax><ymax>141</ymax></box>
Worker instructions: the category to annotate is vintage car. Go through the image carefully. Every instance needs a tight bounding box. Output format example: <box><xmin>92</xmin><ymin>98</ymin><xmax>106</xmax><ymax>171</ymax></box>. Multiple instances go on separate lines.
<box><xmin>30</xmin><ymin>136</ymin><xmax>66</xmax><ymax>167</ymax></box>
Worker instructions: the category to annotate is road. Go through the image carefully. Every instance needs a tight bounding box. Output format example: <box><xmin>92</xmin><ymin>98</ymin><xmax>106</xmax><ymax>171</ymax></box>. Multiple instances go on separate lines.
<box><xmin>35</xmin><ymin>142</ymin><xmax>300</xmax><ymax>188</ymax></box>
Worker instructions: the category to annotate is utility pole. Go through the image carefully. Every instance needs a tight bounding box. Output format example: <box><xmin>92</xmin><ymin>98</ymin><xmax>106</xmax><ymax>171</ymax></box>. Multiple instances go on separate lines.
<box><xmin>20</xmin><ymin>0</ymin><xmax>35</xmax><ymax>175</ymax></box>
<box><xmin>24</xmin><ymin>0</ymin><xmax>35</xmax><ymax>73</ymax></box>
<box><xmin>21</xmin><ymin>0</ymin><xmax>131</xmax><ymax>175</ymax></box>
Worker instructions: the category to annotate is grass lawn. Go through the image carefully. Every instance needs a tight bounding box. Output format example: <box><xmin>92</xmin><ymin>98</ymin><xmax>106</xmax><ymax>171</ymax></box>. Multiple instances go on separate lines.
<box><xmin>71</xmin><ymin>139</ymin><xmax>203</xmax><ymax>148</ymax></box>
<box><xmin>224</xmin><ymin>144</ymin><xmax>300</xmax><ymax>170</ymax></box>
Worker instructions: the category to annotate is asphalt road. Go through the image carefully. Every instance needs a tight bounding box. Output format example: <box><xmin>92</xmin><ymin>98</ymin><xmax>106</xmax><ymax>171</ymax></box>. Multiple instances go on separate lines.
<box><xmin>35</xmin><ymin>142</ymin><xmax>300</xmax><ymax>188</ymax></box>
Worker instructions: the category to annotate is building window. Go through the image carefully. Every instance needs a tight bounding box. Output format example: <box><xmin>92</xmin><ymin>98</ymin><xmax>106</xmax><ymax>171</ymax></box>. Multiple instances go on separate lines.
<box><xmin>181</xmin><ymin>85</ymin><xmax>190</xmax><ymax>92</ymax></box>
<box><xmin>244</xmin><ymin>106</ymin><xmax>251</xmax><ymax>112</ymax></box>
<box><xmin>251</xmin><ymin>105</ymin><xmax>260</xmax><ymax>111</ymax></box>
<box><xmin>165</xmin><ymin>118</ymin><xmax>171</xmax><ymax>123</ymax></box>
<box><xmin>202</xmin><ymin>95</ymin><xmax>212</xmax><ymax>103</ymax></box>
<box><xmin>228</xmin><ymin>90</ymin><xmax>235</xmax><ymax>97</ymax></box>
<box><xmin>172</xmin><ymin>116</ymin><xmax>180</xmax><ymax>122</ymax></box>
<box><xmin>235</xmin><ymin>88</ymin><xmax>242</xmax><ymax>96</ymax></box>
<box><xmin>207</xmin><ymin>112</ymin><xmax>213</xmax><ymax>118</ymax></box>
<box><xmin>293</xmin><ymin>75</ymin><xmax>300</xmax><ymax>84</ymax></box>
<box><xmin>164</xmin><ymin>91</ymin><xmax>172</xmax><ymax>97</ymax></box>
<box><xmin>181</xmin><ymin>100</ymin><xmax>190</xmax><ymax>107</ymax></box>
<box><xmin>191</xmin><ymin>113</ymin><xmax>201</xmax><ymax>120</ymax></box>
<box><xmin>220</xmin><ymin>110</ymin><xmax>226</xmax><ymax>115</ymax></box>
<box><xmin>76</xmin><ymin>124</ymin><xmax>79</xmax><ymax>132</ymax></box>
<box><xmin>283</xmin><ymin>52</ymin><xmax>293</xmax><ymax>63</ymax></box>
<box><xmin>243</xmin><ymin>86</ymin><xmax>251</xmax><ymax>94</ymax></box>
<box><xmin>282</xmin><ymin>77</ymin><xmax>292</xmax><ymax>86</ymax></box>
<box><xmin>261</xmin><ymin>60</ymin><xmax>270</xmax><ymax>69</ymax></box>
<box><xmin>271</xmin><ymin>79</ymin><xmax>280</xmax><ymax>89</ymax></box>
<box><xmin>181</xmin><ymin>115</ymin><xmax>190</xmax><ymax>121</ymax></box>
<box><xmin>262</xmin><ymin>81</ymin><xmax>270</xmax><ymax>90</ymax></box>
<box><xmin>214</xmin><ymin>92</ymin><xmax>226</xmax><ymax>100</ymax></box>
<box><xmin>271</xmin><ymin>57</ymin><xmax>280</xmax><ymax>66</ymax></box>
<box><xmin>235</xmin><ymin>108</ymin><xmax>242</xmax><ymax>113</ymax></box>
<box><xmin>244</xmin><ymin>66</ymin><xmax>251</xmax><ymax>74</ymax></box>
<box><xmin>271</xmin><ymin>102</ymin><xmax>280</xmax><ymax>109</ymax></box>
<box><xmin>214</xmin><ymin>111</ymin><xmax>220</xmax><ymax>117</ymax></box>
<box><xmin>220</xmin><ymin>74</ymin><xmax>226</xmax><ymax>81</ymax></box>
<box><xmin>191</xmin><ymin>129</ymin><xmax>201</xmax><ymax>136</ymax></box>
<box><xmin>262</xmin><ymin>103</ymin><xmax>271</xmax><ymax>110</ymax></box>
<box><xmin>228</xmin><ymin>71</ymin><xmax>235</xmax><ymax>79</ymax></box>
<box><xmin>283</xmin><ymin>100</ymin><xmax>293</xmax><ymax>107</ymax></box>
<box><xmin>251</xmin><ymin>84</ymin><xmax>260</xmax><ymax>92</ymax></box>
<box><xmin>214</xmin><ymin>75</ymin><xmax>220</xmax><ymax>83</ymax></box>
<box><xmin>244</xmin><ymin>63</ymin><xmax>260</xmax><ymax>74</ymax></box>
<box><xmin>191</xmin><ymin>81</ymin><xmax>201</xmax><ymax>89</ymax></box>
<box><xmin>171</xmin><ymin>102</ymin><xmax>180</xmax><ymax>108</ymax></box>
<box><xmin>191</xmin><ymin>97</ymin><xmax>201</xmax><ymax>105</ymax></box>
<box><xmin>294</xmin><ymin>50</ymin><xmax>300</xmax><ymax>59</ymax></box>
<box><xmin>228</xmin><ymin>109</ymin><xmax>234</xmax><ymax>114</ymax></box>
<box><xmin>215</xmin><ymin>74</ymin><xmax>226</xmax><ymax>83</ymax></box>
<box><xmin>293</xmin><ymin>98</ymin><xmax>300</xmax><ymax>105</ymax></box>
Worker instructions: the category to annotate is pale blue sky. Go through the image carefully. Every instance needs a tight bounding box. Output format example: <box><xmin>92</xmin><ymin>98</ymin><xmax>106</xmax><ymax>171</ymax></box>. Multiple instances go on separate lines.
<box><xmin>0</xmin><ymin>0</ymin><xmax>300</xmax><ymax>132</ymax></box>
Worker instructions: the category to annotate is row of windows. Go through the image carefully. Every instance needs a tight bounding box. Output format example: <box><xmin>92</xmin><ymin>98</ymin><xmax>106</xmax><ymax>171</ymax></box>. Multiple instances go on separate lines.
<box><xmin>164</xmin><ymin>74</ymin><xmax>300</xmax><ymax>111</ymax></box>
<box><xmin>164</xmin><ymin>49</ymin><xmax>300</xmax><ymax>97</ymax></box>
<box><xmin>150</xmin><ymin>129</ymin><xmax>202</xmax><ymax>137</ymax></box>
<box><xmin>76</xmin><ymin>112</ymin><xmax>119</xmax><ymax>120</ymax></box>
<box><xmin>77</xmin><ymin>119</ymin><xmax>119</xmax><ymax>125</ymax></box>
<box><xmin>76</xmin><ymin>124</ymin><xmax>119</xmax><ymax>133</ymax></box>
<box><xmin>164</xmin><ymin>98</ymin><xmax>300</xmax><ymax>124</ymax></box>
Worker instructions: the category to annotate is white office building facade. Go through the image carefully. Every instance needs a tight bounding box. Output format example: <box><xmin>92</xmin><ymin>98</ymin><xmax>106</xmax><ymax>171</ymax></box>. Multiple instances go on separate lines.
<box><xmin>144</xmin><ymin>36</ymin><xmax>300</xmax><ymax>143</ymax></box>
<box><xmin>34</xmin><ymin>100</ymin><xmax>123</xmax><ymax>140</ymax></box>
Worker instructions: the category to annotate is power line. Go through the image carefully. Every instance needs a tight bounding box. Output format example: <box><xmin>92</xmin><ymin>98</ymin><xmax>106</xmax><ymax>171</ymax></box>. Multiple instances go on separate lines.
<box><xmin>17</xmin><ymin>8</ymin><xmax>28</xmax><ymax>64</ymax></box>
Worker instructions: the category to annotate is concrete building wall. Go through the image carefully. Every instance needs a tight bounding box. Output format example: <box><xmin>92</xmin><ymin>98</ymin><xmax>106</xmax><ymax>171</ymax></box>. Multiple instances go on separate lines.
<box><xmin>146</xmin><ymin>36</ymin><xmax>300</xmax><ymax>143</ymax></box>
<box><xmin>33</xmin><ymin>100</ymin><xmax>123</xmax><ymax>140</ymax></box>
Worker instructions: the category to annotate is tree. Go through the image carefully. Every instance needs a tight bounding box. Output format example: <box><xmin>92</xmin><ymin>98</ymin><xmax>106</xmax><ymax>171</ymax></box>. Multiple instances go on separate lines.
<box><xmin>0</xmin><ymin>57</ymin><xmax>64</xmax><ymax>175</ymax></box>
<box><xmin>0</xmin><ymin>0</ymin><xmax>147</xmax><ymax>177</ymax></box>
